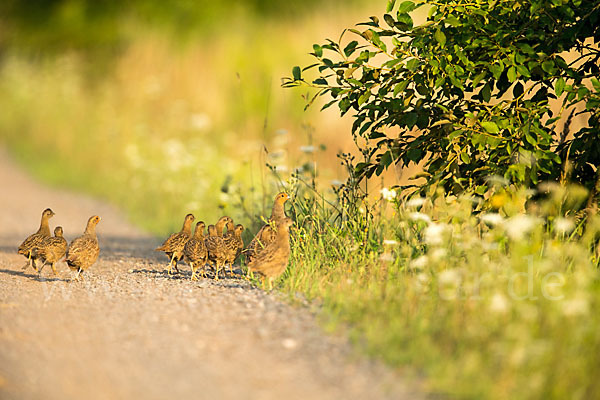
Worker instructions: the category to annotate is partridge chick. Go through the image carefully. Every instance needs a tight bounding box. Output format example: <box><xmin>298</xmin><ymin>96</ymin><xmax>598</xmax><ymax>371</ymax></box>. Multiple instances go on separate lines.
<box><xmin>223</xmin><ymin>224</ymin><xmax>244</xmax><ymax>276</ymax></box>
<box><xmin>66</xmin><ymin>216</ymin><xmax>101</xmax><ymax>281</ymax></box>
<box><xmin>18</xmin><ymin>208</ymin><xmax>55</xmax><ymax>272</ymax></box>
<box><xmin>155</xmin><ymin>213</ymin><xmax>195</xmax><ymax>275</ymax></box>
<box><xmin>247</xmin><ymin>217</ymin><xmax>293</xmax><ymax>290</ymax></box>
<box><xmin>36</xmin><ymin>226</ymin><xmax>68</xmax><ymax>276</ymax></box>
<box><xmin>183</xmin><ymin>221</ymin><xmax>207</xmax><ymax>281</ymax></box>
<box><xmin>205</xmin><ymin>216</ymin><xmax>232</xmax><ymax>280</ymax></box>
<box><xmin>245</xmin><ymin>192</ymin><xmax>289</xmax><ymax>264</ymax></box>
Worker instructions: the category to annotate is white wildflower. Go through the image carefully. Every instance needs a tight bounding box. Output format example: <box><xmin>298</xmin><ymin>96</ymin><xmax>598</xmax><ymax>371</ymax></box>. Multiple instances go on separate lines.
<box><xmin>562</xmin><ymin>297</ymin><xmax>589</xmax><ymax>317</ymax></box>
<box><xmin>438</xmin><ymin>269</ymin><xmax>461</xmax><ymax>286</ymax></box>
<box><xmin>554</xmin><ymin>217</ymin><xmax>575</xmax><ymax>234</ymax></box>
<box><xmin>331</xmin><ymin>179</ymin><xmax>343</xmax><ymax>187</ymax></box>
<box><xmin>410</xmin><ymin>255</ymin><xmax>428</xmax><ymax>269</ymax></box>
<box><xmin>383</xmin><ymin>239</ymin><xmax>398</xmax><ymax>246</ymax></box>
<box><xmin>380</xmin><ymin>187</ymin><xmax>397</xmax><ymax>202</ymax></box>
<box><xmin>489</xmin><ymin>293</ymin><xmax>509</xmax><ymax>314</ymax></box>
<box><xmin>406</xmin><ymin>197</ymin><xmax>426</xmax><ymax>208</ymax></box>
<box><xmin>505</xmin><ymin>214</ymin><xmax>541</xmax><ymax>240</ymax></box>
<box><xmin>359</xmin><ymin>206</ymin><xmax>366</xmax><ymax>214</ymax></box>
<box><xmin>274</xmin><ymin>165</ymin><xmax>289</xmax><ymax>173</ymax></box>
<box><xmin>190</xmin><ymin>113</ymin><xmax>212</xmax><ymax>131</ymax></box>
<box><xmin>415</xmin><ymin>273</ymin><xmax>430</xmax><ymax>291</ymax></box>
<box><xmin>299</xmin><ymin>145</ymin><xmax>315</xmax><ymax>153</ymax></box>
<box><xmin>481</xmin><ymin>213</ymin><xmax>504</xmax><ymax>226</ymax></box>
<box><xmin>424</xmin><ymin>223</ymin><xmax>448</xmax><ymax>246</ymax></box>
<box><xmin>409</xmin><ymin>212</ymin><xmax>431</xmax><ymax>223</ymax></box>
<box><xmin>430</xmin><ymin>248</ymin><xmax>447</xmax><ymax>260</ymax></box>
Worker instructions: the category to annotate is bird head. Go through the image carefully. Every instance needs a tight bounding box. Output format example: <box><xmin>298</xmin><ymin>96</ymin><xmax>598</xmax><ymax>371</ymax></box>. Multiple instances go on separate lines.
<box><xmin>54</xmin><ymin>226</ymin><xmax>64</xmax><ymax>236</ymax></box>
<box><xmin>43</xmin><ymin>208</ymin><xmax>55</xmax><ymax>218</ymax></box>
<box><xmin>274</xmin><ymin>192</ymin><xmax>290</xmax><ymax>204</ymax></box>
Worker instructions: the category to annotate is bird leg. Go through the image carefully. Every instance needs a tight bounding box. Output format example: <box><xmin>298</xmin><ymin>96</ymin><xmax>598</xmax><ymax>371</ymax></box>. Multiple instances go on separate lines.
<box><xmin>190</xmin><ymin>262</ymin><xmax>197</xmax><ymax>281</ymax></box>
<box><xmin>167</xmin><ymin>254</ymin><xmax>176</xmax><ymax>275</ymax></box>
<box><xmin>21</xmin><ymin>252</ymin><xmax>38</xmax><ymax>272</ymax></box>
<box><xmin>71</xmin><ymin>269</ymin><xmax>82</xmax><ymax>282</ymax></box>
<box><xmin>51</xmin><ymin>263</ymin><xmax>58</xmax><ymax>276</ymax></box>
<box><xmin>38</xmin><ymin>261</ymin><xmax>47</xmax><ymax>275</ymax></box>
<box><xmin>214</xmin><ymin>262</ymin><xmax>220</xmax><ymax>281</ymax></box>
<box><xmin>268</xmin><ymin>277</ymin><xmax>274</xmax><ymax>291</ymax></box>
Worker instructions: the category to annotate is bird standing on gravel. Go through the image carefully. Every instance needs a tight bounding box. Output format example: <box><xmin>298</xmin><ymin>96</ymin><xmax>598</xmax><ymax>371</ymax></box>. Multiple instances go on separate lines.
<box><xmin>36</xmin><ymin>226</ymin><xmax>68</xmax><ymax>276</ymax></box>
<box><xmin>223</xmin><ymin>224</ymin><xmax>244</xmax><ymax>276</ymax></box>
<box><xmin>155</xmin><ymin>213</ymin><xmax>195</xmax><ymax>275</ymax></box>
<box><xmin>247</xmin><ymin>217</ymin><xmax>293</xmax><ymax>291</ymax></box>
<box><xmin>66</xmin><ymin>215</ymin><xmax>101</xmax><ymax>281</ymax></box>
<box><xmin>18</xmin><ymin>208</ymin><xmax>55</xmax><ymax>272</ymax></box>
<box><xmin>205</xmin><ymin>216</ymin><xmax>232</xmax><ymax>280</ymax></box>
<box><xmin>245</xmin><ymin>192</ymin><xmax>289</xmax><ymax>265</ymax></box>
<box><xmin>183</xmin><ymin>221</ymin><xmax>207</xmax><ymax>281</ymax></box>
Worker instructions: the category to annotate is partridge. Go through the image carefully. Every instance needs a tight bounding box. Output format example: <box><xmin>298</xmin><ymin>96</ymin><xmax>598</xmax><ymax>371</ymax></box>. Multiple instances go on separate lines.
<box><xmin>223</xmin><ymin>224</ymin><xmax>244</xmax><ymax>276</ymax></box>
<box><xmin>66</xmin><ymin>216</ymin><xmax>101</xmax><ymax>280</ymax></box>
<box><xmin>247</xmin><ymin>217</ymin><xmax>293</xmax><ymax>290</ymax></box>
<box><xmin>245</xmin><ymin>192</ymin><xmax>289</xmax><ymax>264</ymax></box>
<box><xmin>183</xmin><ymin>221</ymin><xmax>207</xmax><ymax>281</ymax></box>
<box><xmin>205</xmin><ymin>216</ymin><xmax>232</xmax><ymax>280</ymax></box>
<box><xmin>36</xmin><ymin>226</ymin><xmax>68</xmax><ymax>276</ymax></box>
<box><xmin>155</xmin><ymin>213</ymin><xmax>195</xmax><ymax>275</ymax></box>
<box><xmin>18</xmin><ymin>208</ymin><xmax>55</xmax><ymax>272</ymax></box>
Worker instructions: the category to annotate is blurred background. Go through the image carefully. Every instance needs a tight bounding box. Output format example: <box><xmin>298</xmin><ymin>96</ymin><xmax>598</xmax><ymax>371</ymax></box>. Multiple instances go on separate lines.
<box><xmin>0</xmin><ymin>0</ymin><xmax>381</xmax><ymax>234</ymax></box>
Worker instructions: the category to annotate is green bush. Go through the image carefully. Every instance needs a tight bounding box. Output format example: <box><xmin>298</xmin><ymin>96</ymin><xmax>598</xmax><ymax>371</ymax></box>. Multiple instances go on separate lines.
<box><xmin>285</xmin><ymin>0</ymin><xmax>600</xmax><ymax>199</ymax></box>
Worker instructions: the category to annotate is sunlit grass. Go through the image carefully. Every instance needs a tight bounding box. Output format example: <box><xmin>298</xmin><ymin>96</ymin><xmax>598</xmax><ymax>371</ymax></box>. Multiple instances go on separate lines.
<box><xmin>280</xmin><ymin>180</ymin><xmax>600</xmax><ymax>399</ymax></box>
<box><xmin>0</xmin><ymin>5</ymin><xmax>373</xmax><ymax>234</ymax></box>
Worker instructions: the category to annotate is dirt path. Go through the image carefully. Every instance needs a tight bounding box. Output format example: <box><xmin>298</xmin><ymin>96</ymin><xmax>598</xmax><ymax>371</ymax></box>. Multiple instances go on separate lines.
<box><xmin>0</xmin><ymin>148</ymin><xmax>420</xmax><ymax>400</ymax></box>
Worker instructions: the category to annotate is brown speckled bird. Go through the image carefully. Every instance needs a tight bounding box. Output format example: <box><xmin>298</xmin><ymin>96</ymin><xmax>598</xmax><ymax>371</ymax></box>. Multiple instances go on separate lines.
<box><xmin>223</xmin><ymin>224</ymin><xmax>244</xmax><ymax>276</ymax></box>
<box><xmin>247</xmin><ymin>217</ymin><xmax>293</xmax><ymax>291</ymax></box>
<box><xmin>18</xmin><ymin>208</ymin><xmax>55</xmax><ymax>272</ymax></box>
<box><xmin>245</xmin><ymin>192</ymin><xmax>289</xmax><ymax>265</ymax></box>
<box><xmin>183</xmin><ymin>221</ymin><xmax>207</xmax><ymax>281</ymax></box>
<box><xmin>36</xmin><ymin>226</ymin><xmax>68</xmax><ymax>276</ymax></box>
<box><xmin>205</xmin><ymin>216</ymin><xmax>232</xmax><ymax>280</ymax></box>
<box><xmin>155</xmin><ymin>213</ymin><xmax>195</xmax><ymax>275</ymax></box>
<box><xmin>66</xmin><ymin>215</ymin><xmax>101</xmax><ymax>281</ymax></box>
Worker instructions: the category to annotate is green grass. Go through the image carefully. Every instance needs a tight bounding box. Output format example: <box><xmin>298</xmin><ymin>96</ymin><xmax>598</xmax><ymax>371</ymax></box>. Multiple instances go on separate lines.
<box><xmin>280</xmin><ymin>181</ymin><xmax>600</xmax><ymax>399</ymax></box>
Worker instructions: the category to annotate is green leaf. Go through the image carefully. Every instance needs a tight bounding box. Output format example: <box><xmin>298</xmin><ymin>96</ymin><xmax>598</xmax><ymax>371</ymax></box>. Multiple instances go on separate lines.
<box><xmin>481</xmin><ymin>83</ymin><xmax>491</xmax><ymax>102</ymax></box>
<box><xmin>445</xmin><ymin>15</ymin><xmax>461</xmax><ymax>27</ymax></box>
<box><xmin>383</xmin><ymin>14</ymin><xmax>396</xmax><ymax>28</ymax></box>
<box><xmin>591</xmin><ymin>77</ymin><xmax>600</xmax><ymax>91</ymax></box>
<box><xmin>481</xmin><ymin>121</ymin><xmax>499</xmax><ymax>134</ymax></box>
<box><xmin>555</xmin><ymin>77</ymin><xmax>565</xmax><ymax>96</ymax></box>
<box><xmin>312</xmin><ymin>44</ymin><xmax>323</xmax><ymax>58</ymax></box>
<box><xmin>507</xmin><ymin>66</ymin><xmax>517</xmax><ymax>82</ymax></box>
<box><xmin>434</xmin><ymin>29</ymin><xmax>447</xmax><ymax>47</ymax></box>
<box><xmin>344</xmin><ymin>41</ymin><xmax>359</xmax><ymax>57</ymax></box>
<box><xmin>516</xmin><ymin>64</ymin><xmax>530</xmax><ymax>78</ymax></box>
<box><xmin>397</xmin><ymin>1</ymin><xmax>416</xmax><ymax>14</ymax></box>
<box><xmin>386</xmin><ymin>0</ymin><xmax>396</xmax><ymax>12</ymax></box>
<box><xmin>292</xmin><ymin>66</ymin><xmax>302</xmax><ymax>81</ymax></box>
<box><xmin>460</xmin><ymin>151</ymin><xmax>470</xmax><ymax>164</ymax></box>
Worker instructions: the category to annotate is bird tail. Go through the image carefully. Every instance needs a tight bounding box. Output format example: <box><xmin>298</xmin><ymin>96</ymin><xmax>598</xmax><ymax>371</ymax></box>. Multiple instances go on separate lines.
<box><xmin>155</xmin><ymin>246</ymin><xmax>166</xmax><ymax>251</ymax></box>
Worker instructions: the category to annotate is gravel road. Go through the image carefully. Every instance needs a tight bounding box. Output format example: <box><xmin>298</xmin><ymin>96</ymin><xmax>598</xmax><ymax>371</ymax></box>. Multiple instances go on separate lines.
<box><xmin>0</xmin><ymin>148</ymin><xmax>420</xmax><ymax>400</ymax></box>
